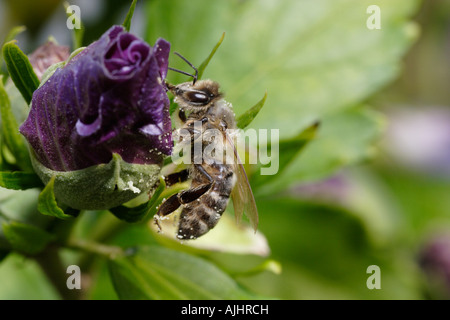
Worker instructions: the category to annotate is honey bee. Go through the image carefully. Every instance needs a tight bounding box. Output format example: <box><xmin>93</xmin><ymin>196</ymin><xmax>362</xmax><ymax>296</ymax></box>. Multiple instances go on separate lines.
<box><xmin>155</xmin><ymin>52</ymin><xmax>258</xmax><ymax>240</ymax></box>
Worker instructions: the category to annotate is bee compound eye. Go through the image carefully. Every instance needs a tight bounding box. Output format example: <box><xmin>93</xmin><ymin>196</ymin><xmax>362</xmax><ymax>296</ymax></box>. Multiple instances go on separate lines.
<box><xmin>186</xmin><ymin>91</ymin><xmax>210</xmax><ymax>105</ymax></box>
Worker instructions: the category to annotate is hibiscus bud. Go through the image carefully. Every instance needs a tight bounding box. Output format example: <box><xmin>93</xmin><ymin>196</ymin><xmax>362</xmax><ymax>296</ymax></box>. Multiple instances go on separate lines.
<box><xmin>19</xmin><ymin>26</ymin><xmax>172</xmax><ymax>210</ymax></box>
<box><xmin>28</xmin><ymin>40</ymin><xmax>70</xmax><ymax>81</ymax></box>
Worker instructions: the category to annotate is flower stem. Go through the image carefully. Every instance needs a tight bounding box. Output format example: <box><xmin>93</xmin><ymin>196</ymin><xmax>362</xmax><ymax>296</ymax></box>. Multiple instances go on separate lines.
<box><xmin>34</xmin><ymin>245</ymin><xmax>82</xmax><ymax>300</ymax></box>
<box><xmin>66</xmin><ymin>239</ymin><xmax>124</xmax><ymax>259</ymax></box>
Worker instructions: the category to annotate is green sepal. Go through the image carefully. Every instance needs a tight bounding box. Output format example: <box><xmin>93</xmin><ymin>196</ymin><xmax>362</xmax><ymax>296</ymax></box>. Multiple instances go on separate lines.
<box><xmin>38</xmin><ymin>175</ymin><xmax>73</xmax><ymax>220</ymax></box>
<box><xmin>0</xmin><ymin>75</ymin><xmax>33</xmax><ymax>171</ymax></box>
<box><xmin>2</xmin><ymin>41</ymin><xmax>40</xmax><ymax>105</ymax></box>
<box><xmin>109</xmin><ymin>177</ymin><xmax>165</xmax><ymax>223</ymax></box>
<box><xmin>197</xmin><ymin>32</ymin><xmax>225</xmax><ymax>80</ymax></box>
<box><xmin>236</xmin><ymin>91</ymin><xmax>267</xmax><ymax>129</ymax></box>
<box><xmin>31</xmin><ymin>152</ymin><xmax>162</xmax><ymax>211</ymax></box>
<box><xmin>2</xmin><ymin>221</ymin><xmax>55</xmax><ymax>255</ymax></box>
<box><xmin>122</xmin><ymin>0</ymin><xmax>138</xmax><ymax>32</ymax></box>
<box><xmin>0</xmin><ymin>171</ymin><xmax>43</xmax><ymax>190</ymax></box>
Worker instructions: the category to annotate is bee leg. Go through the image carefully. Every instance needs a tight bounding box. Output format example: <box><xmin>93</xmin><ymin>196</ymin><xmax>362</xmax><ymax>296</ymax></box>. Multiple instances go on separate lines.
<box><xmin>156</xmin><ymin>165</ymin><xmax>213</xmax><ymax>217</ymax></box>
<box><xmin>164</xmin><ymin>169</ymin><xmax>190</xmax><ymax>187</ymax></box>
<box><xmin>154</xmin><ymin>192</ymin><xmax>183</xmax><ymax>232</ymax></box>
<box><xmin>178</xmin><ymin>109</ymin><xmax>187</xmax><ymax>123</ymax></box>
<box><xmin>156</xmin><ymin>193</ymin><xmax>183</xmax><ymax>217</ymax></box>
<box><xmin>179</xmin><ymin>181</ymin><xmax>213</xmax><ymax>203</ymax></box>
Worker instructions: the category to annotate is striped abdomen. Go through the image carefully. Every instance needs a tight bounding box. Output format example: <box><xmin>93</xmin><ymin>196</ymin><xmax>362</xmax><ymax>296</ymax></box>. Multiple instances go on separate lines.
<box><xmin>177</xmin><ymin>163</ymin><xmax>235</xmax><ymax>240</ymax></box>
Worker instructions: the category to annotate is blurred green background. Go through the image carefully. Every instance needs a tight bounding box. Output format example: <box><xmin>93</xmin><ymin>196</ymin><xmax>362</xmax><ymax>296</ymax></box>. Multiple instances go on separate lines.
<box><xmin>0</xmin><ymin>0</ymin><xmax>450</xmax><ymax>300</ymax></box>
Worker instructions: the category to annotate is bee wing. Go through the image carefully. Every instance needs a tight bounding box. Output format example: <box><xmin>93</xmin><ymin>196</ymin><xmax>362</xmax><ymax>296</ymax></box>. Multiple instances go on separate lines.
<box><xmin>225</xmin><ymin>132</ymin><xmax>259</xmax><ymax>232</ymax></box>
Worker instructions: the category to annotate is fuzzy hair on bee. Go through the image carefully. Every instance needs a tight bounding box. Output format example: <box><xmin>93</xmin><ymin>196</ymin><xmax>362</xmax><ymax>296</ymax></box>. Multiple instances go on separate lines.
<box><xmin>155</xmin><ymin>53</ymin><xmax>258</xmax><ymax>240</ymax></box>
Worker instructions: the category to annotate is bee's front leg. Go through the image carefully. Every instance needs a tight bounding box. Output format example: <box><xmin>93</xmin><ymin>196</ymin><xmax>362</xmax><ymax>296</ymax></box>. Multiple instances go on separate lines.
<box><xmin>178</xmin><ymin>108</ymin><xmax>187</xmax><ymax>123</ymax></box>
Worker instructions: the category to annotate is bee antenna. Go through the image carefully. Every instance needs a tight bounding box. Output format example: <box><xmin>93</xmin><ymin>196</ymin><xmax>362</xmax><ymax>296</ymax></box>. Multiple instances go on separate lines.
<box><xmin>167</xmin><ymin>67</ymin><xmax>195</xmax><ymax>79</ymax></box>
<box><xmin>171</xmin><ymin>52</ymin><xmax>198</xmax><ymax>84</ymax></box>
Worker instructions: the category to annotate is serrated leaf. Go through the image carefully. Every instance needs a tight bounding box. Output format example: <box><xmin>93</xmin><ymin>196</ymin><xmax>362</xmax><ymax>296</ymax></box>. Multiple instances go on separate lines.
<box><xmin>197</xmin><ymin>32</ymin><xmax>225</xmax><ymax>80</ymax></box>
<box><xmin>2</xmin><ymin>41</ymin><xmax>40</xmax><ymax>105</ymax></box>
<box><xmin>108</xmin><ymin>245</ymin><xmax>260</xmax><ymax>300</ymax></box>
<box><xmin>0</xmin><ymin>171</ymin><xmax>43</xmax><ymax>190</ymax></box>
<box><xmin>0</xmin><ymin>75</ymin><xmax>32</xmax><ymax>171</ymax></box>
<box><xmin>37</xmin><ymin>176</ymin><xmax>73</xmax><ymax>220</ymax></box>
<box><xmin>236</xmin><ymin>91</ymin><xmax>267</xmax><ymax>129</ymax></box>
<box><xmin>2</xmin><ymin>221</ymin><xmax>55</xmax><ymax>255</ymax></box>
<box><xmin>122</xmin><ymin>0</ymin><xmax>138</xmax><ymax>32</ymax></box>
<box><xmin>109</xmin><ymin>178</ymin><xmax>165</xmax><ymax>223</ymax></box>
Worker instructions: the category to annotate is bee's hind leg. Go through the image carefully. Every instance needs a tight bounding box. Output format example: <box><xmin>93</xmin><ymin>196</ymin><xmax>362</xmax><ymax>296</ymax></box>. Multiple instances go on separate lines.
<box><xmin>164</xmin><ymin>169</ymin><xmax>190</xmax><ymax>187</ymax></box>
<box><xmin>155</xmin><ymin>165</ymin><xmax>214</xmax><ymax>218</ymax></box>
<box><xmin>156</xmin><ymin>181</ymin><xmax>213</xmax><ymax>218</ymax></box>
<box><xmin>154</xmin><ymin>180</ymin><xmax>214</xmax><ymax>233</ymax></box>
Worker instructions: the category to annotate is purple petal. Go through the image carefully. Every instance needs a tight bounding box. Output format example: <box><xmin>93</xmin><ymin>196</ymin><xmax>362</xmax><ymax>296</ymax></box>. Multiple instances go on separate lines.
<box><xmin>153</xmin><ymin>38</ymin><xmax>171</xmax><ymax>80</ymax></box>
<box><xmin>20</xmin><ymin>26</ymin><xmax>172</xmax><ymax>171</ymax></box>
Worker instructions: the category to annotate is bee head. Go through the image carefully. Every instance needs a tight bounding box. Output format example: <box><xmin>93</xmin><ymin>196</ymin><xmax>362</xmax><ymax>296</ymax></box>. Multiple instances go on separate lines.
<box><xmin>167</xmin><ymin>80</ymin><xmax>222</xmax><ymax>109</ymax></box>
<box><xmin>166</xmin><ymin>52</ymin><xmax>223</xmax><ymax>109</ymax></box>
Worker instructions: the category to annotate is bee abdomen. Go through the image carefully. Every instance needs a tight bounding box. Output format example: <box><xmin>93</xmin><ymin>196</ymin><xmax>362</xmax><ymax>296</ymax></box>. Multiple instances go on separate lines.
<box><xmin>177</xmin><ymin>190</ymin><xmax>231</xmax><ymax>240</ymax></box>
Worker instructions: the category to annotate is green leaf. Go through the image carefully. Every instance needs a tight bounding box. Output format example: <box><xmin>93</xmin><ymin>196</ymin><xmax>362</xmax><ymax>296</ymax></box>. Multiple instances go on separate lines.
<box><xmin>197</xmin><ymin>32</ymin><xmax>225</xmax><ymax>80</ymax></box>
<box><xmin>245</xmin><ymin>196</ymin><xmax>423</xmax><ymax>299</ymax></box>
<box><xmin>3</xmin><ymin>26</ymin><xmax>27</xmax><ymax>46</ymax></box>
<box><xmin>0</xmin><ymin>26</ymin><xmax>26</xmax><ymax>67</ymax></box>
<box><xmin>122</xmin><ymin>0</ymin><xmax>138</xmax><ymax>32</ymax></box>
<box><xmin>230</xmin><ymin>259</ymin><xmax>282</xmax><ymax>277</ymax></box>
<box><xmin>146</xmin><ymin>0</ymin><xmax>420</xmax><ymax>184</ymax></box>
<box><xmin>2</xmin><ymin>41</ymin><xmax>40</xmax><ymax>105</ymax></box>
<box><xmin>37</xmin><ymin>176</ymin><xmax>73</xmax><ymax>220</ymax></box>
<box><xmin>251</xmin><ymin>121</ymin><xmax>319</xmax><ymax>188</ymax></box>
<box><xmin>236</xmin><ymin>91</ymin><xmax>267</xmax><ymax>129</ymax></box>
<box><xmin>0</xmin><ymin>75</ymin><xmax>32</xmax><ymax>171</ymax></box>
<box><xmin>108</xmin><ymin>245</ymin><xmax>260</xmax><ymax>299</ymax></box>
<box><xmin>146</xmin><ymin>0</ymin><xmax>420</xmax><ymax>134</ymax></box>
<box><xmin>0</xmin><ymin>171</ymin><xmax>43</xmax><ymax>190</ymax></box>
<box><xmin>152</xmin><ymin>212</ymin><xmax>270</xmax><ymax>256</ymax></box>
<box><xmin>255</xmin><ymin>107</ymin><xmax>385</xmax><ymax>196</ymax></box>
<box><xmin>0</xmin><ymin>188</ymin><xmax>49</xmax><ymax>230</ymax></box>
<box><xmin>2</xmin><ymin>221</ymin><xmax>55</xmax><ymax>255</ymax></box>
<box><xmin>0</xmin><ymin>253</ymin><xmax>60</xmax><ymax>299</ymax></box>
<box><xmin>109</xmin><ymin>178</ymin><xmax>166</xmax><ymax>223</ymax></box>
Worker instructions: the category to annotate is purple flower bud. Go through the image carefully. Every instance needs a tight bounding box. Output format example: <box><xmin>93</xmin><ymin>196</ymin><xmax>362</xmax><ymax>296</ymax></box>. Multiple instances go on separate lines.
<box><xmin>20</xmin><ymin>25</ymin><xmax>172</xmax><ymax>172</ymax></box>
